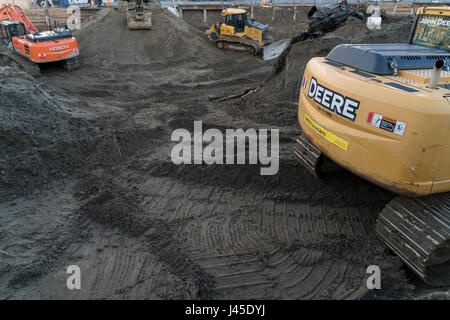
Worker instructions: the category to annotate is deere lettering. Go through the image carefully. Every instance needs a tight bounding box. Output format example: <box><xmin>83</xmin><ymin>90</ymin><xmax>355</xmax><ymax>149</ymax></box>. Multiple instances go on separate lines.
<box><xmin>307</xmin><ymin>77</ymin><xmax>359</xmax><ymax>121</ymax></box>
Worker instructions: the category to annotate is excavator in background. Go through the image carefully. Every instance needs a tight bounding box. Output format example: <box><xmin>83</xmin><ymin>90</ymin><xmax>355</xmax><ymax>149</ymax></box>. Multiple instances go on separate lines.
<box><xmin>264</xmin><ymin>4</ymin><xmax>365</xmax><ymax>61</ymax></box>
<box><xmin>126</xmin><ymin>0</ymin><xmax>152</xmax><ymax>30</ymax></box>
<box><xmin>206</xmin><ymin>8</ymin><xmax>273</xmax><ymax>55</ymax></box>
<box><xmin>294</xmin><ymin>6</ymin><xmax>450</xmax><ymax>285</ymax></box>
<box><xmin>0</xmin><ymin>4</ymin><xmax>80</xmax><ymax>75</ymax></box>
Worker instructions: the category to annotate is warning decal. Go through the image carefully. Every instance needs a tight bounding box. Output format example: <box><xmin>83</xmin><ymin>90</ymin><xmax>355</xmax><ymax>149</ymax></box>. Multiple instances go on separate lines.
<box><xmin>305</xmin><ymin>114</ymin><xmax>349</xmax><ymax>150</ymax></box>
<box><xmin>367</xmin><ymin>112</ymin><xmax>406</xmax><ymax>136</ymax></box>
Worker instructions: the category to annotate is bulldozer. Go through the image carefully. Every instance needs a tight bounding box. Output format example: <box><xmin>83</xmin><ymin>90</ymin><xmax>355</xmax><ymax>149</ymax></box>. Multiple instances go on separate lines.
<box><xmin>206</xmin><ymin>8</ymin><xmax>273</xmax><ymax>55</ymax></box>
<box><xmin>126</xmin><ymin>0</ymin><xmax>152</xmax><ymax>30</ymax></box>
<box><xmin>0</xmin><ymin>4</ymin><xmax>80</xmax><ymax>75</ymax></box>
<box><xmin>294</xmin><ymin>6</ymin><xmax>450</xmax><ymax>286</ymax></box>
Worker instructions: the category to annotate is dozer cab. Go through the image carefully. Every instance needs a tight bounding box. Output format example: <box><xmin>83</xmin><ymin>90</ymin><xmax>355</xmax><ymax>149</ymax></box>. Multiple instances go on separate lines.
<box><xmin>0</xmin><ymin>4</ymin><xmax>80</xmax><ymax>73</ymax></box>
<box><xmin>294</xmin><ymin>6</ymin><xmax>450</xmax><ymax>285</ymax></box>
<box><xmin>127</xmin><ymin>0</ymin><xmax>152</xmax><ymax>30</ymax></box>
<box><xmin>206</xmin><ymin>8</ymin><xmax>273</xmax><ymax>54</ymax></box>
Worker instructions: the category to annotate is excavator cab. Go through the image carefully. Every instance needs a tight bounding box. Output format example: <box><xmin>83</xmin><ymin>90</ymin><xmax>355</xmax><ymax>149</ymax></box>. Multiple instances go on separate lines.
<box><xmin>0</xmin><ymin>20</ymin><xmax>26</xmax><ymax>46</ymax></box>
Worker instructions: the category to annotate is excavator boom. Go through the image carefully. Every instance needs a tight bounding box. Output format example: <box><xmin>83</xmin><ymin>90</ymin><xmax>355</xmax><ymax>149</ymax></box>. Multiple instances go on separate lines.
<box><xmin>0</xmin><ymin>4</ymin><xmax>37</xmax><ymax>34</ymax></box>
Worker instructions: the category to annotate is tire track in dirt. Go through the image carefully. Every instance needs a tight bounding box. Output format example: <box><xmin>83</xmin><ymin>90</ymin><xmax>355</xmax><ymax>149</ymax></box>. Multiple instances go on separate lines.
<box><xmin>69</xmin><ymin>155</ymin><xmax>397</xmax><ymax>299</ymax></box>
<box><xmin>0</xmin><ymin>181</ymin><xmax>82</xmax><ymax>298</ymax></box>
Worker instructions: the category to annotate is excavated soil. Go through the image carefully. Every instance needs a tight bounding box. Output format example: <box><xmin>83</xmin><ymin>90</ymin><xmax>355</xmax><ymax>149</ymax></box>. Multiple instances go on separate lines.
<box><xmin>183</xmin><ymin>6</ymin><xmax>308</xmax><ymax>41</ymax></box>
<box><xmin>230</xmin><ymin>16</ymin><xmax>415</xmax><ymax>127</ymax></box>
<box><xmin>1</xmin><ymin>6</ymin><xmax>448</xmax><ymax>299</ymax></box>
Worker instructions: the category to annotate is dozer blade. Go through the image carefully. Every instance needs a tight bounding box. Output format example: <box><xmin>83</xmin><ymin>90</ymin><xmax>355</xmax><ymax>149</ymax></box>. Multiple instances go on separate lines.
<box><xmin>293</xmin><ymin>134</ymin><xmax>322</xmax><ymax>177</ymax></box>
<box><xmin>127</xmin><ymin>12</ymin><xmax>152</xmax><ymax>30</ymax></box>
<box><xmin>263</xmin><ymin>39</ymin><xmax>290</xmax><ymax>61</ymax></box>
<box><xmin>376</xmin><ymin>193</ymin><xmax>450</xmax><ymax>286</ymax></box>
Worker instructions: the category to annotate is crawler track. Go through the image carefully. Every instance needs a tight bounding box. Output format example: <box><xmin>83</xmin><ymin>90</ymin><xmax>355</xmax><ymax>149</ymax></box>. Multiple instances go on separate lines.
<box><xmin>376</xmin><ymin>194</ymin><xmax>450</xmax><ymax>286</ymax></box>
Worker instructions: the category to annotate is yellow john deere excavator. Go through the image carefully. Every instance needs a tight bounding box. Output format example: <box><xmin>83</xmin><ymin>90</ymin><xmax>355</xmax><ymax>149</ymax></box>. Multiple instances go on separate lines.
<box><xmin>206</xmin><ymin>8</ymin><xmax>273</xmax><ymax>54</ymax></box>
<box><xmin>294</xmin><ymin>6</ymin><xmax>450</xmax><ymax>285</ymax></box>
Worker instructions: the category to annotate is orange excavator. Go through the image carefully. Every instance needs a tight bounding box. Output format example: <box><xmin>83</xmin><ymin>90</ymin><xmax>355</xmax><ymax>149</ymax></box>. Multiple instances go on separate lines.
<box><xmin>0</xmin><ymin>4</ymin><xmax>80</xmax><ymax>73</ymax></box>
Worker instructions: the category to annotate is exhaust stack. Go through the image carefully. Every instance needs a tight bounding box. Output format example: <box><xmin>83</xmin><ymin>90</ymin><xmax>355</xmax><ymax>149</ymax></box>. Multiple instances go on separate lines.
<box><xmin>429</xmin><ymin>60</ymin><xmax>444</xmax><ymax>89</ymax></box>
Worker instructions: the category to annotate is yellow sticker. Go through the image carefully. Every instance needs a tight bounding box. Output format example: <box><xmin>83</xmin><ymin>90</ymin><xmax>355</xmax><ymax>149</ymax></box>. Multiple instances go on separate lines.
<box><xmin>304</xmin><ymin>114</ymin><xmax>348</xmax><ymax>151</ymax></box>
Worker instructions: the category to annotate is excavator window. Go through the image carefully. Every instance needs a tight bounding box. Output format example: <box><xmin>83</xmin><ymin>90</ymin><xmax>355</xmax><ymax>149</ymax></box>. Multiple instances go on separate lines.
<box><xmin>412</xmin><ymin>14</ymin><xmax>450</xmax><ymax>52</ymax></box>
<box><xmin>0</xmin><ymin>22</ymin><xmax>26</xmax><ymax>46</ymax></box>
<box><xmin>0</xmin><ymin>24</ymin><xmax>11</xmax><ymax>45</ymax></box>
<box><xmin>9</xmin><ymin>23</ymin><xmax>26</xmax><ymax>38</ymax></box>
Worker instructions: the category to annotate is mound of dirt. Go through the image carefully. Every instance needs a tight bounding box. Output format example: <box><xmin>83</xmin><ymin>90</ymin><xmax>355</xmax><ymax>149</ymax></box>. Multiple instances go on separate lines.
<box><xmin>253</xmin><ymin>6</ymin><xmax>309</xmax><ymax>40</ymax></box>
<box><xmin>228</xmin><ymin>18</ymin><xmax>414</xmax><ymax>127</ymax></box>
<box><xmin>77</xmin><ymin>8</ymin><xmax>220</xmax><ymax>69</ymax></box>
<box><xmin>0</xmin><ymin>66</ymin><xmax>95</xmax><ymax>201</ymax></box>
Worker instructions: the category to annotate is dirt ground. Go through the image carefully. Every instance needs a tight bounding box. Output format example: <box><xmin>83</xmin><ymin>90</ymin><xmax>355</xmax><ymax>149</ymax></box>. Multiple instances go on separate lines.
<box><xmin>0</xmin><ymin>6</ymin><xmax>449</xmax><ymax>299</ymax></box>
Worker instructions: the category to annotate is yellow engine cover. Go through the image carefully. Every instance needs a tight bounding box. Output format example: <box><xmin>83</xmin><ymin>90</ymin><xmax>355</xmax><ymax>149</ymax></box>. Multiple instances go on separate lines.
<box><xmin>298</xmin><ymin>58</ymin><xmax>450</xmax><ymax>196</ymax></box>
